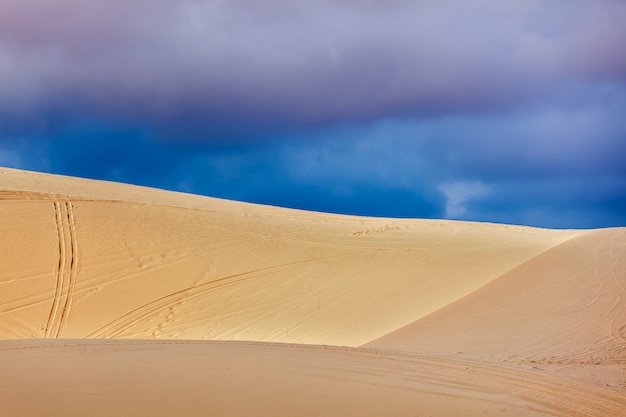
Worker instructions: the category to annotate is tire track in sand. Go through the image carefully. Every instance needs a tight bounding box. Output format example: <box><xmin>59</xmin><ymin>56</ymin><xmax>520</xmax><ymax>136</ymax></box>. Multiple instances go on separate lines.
<box><xmin>56</xmin><ymin>201</ymin><xmax>78</xmax><ymax>337</ymax></box>
<box><xmin>44</xmin><ymin>201</ymin><xmax>66</xmax><ymax>337</ymax></box>
<box><xmin>44</xmin><ymin>200</ymin><xmax>78</xmax><ymax>338</ymax></box>
<box><xmin>86</xmin><ymin>251</ymin><xmax>366</xmax><ymax>338</ymax></box>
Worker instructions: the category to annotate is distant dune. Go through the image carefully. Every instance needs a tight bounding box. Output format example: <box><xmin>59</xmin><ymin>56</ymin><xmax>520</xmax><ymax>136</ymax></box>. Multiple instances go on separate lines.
<box><xmin>1</xmin><ymin>167</ymin><xmax>624</xmax><ymax>416</ymax></box>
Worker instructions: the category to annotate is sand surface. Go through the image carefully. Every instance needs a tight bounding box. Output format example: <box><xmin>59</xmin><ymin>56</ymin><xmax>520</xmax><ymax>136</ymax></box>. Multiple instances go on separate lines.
<box><xmin>0</xmin><ymin>167</ymin><xmax>624</xmax><ymax>416</ymax></box>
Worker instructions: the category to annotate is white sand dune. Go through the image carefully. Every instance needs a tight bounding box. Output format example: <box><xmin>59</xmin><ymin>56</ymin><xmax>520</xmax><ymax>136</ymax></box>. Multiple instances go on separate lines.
<box><xmin>0</xmin><ymin>167</ymin><xmax>624</xmax><ymax>416</ymax></box>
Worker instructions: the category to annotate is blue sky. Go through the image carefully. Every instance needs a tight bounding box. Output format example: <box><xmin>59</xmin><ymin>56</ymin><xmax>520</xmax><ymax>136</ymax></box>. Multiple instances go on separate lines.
<box><xmin>1</xmin><ymin>0</ymin><xmax>625</xmax><ymax>228</ymax></box>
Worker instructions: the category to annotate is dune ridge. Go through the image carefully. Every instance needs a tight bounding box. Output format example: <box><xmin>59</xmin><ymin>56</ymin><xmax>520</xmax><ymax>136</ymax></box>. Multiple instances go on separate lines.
<box><xmin>1</xmin><ymin>167</ymin><xmax>624</xmax><ymax>416</ymax></box>
<box><xmin>0</xmin><ymin>167</ymin><xmax>578</xmax><ymax>345</ymax></box>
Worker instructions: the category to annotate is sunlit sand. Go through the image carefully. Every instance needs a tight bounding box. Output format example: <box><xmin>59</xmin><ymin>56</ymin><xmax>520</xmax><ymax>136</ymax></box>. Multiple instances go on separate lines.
<box><xmin>1</xmin><ymin>167</ymin><xmax>624</xmax><ymax>416</ymax></box>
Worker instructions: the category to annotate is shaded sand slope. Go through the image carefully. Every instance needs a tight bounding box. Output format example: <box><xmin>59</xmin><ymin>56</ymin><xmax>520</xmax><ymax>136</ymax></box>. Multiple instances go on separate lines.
<box><xmin>0</xmin><ymin>167</ymin><xmax>576</xmax><ymax>346</ymax></box>
<box><xmin>3</xmin><ymin>339</ymin><xmax>625</xmax><ymax>417</ymax></box>
<box><xmin>367</xmin><ymin>228</ymin><xmax>626</xmax><ymax>360</ymax></box>
<box><xmin>367</xmin><ymin>228</ymin><xmax>626</xmax><ymax>390</ymax></box>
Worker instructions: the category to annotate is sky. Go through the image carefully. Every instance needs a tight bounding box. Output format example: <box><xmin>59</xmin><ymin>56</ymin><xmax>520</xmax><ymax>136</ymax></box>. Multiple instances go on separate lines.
<box><xmin>1</xmin><ymin>0</ymin><xmax>625</xmax><ymax>229</ymax></box>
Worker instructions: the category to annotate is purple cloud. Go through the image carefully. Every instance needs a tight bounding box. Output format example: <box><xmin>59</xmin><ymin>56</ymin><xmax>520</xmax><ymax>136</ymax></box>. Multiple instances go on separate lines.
<box><xmin>1</xmin><ymin>0</ymin><xmax>624</xmax><ymax>229</ymax></box>
<box><xmin>1</xmin><ymin>0</ymin><xmax>625</xmax><ymax>135</ymax></box>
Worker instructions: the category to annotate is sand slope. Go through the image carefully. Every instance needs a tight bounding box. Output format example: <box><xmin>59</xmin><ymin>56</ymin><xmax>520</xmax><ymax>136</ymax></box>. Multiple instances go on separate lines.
<box><xmin>4</xmin><ymin>339</ymin><xmax>625</xmax><ymax>417</ymax></box>
<box><xmin>0</xmin><ymin>167</ymin><xmax>576</xmax><ymax>346</ymax></box>
<box><xmin>368</xmin><ymin>228</ymin><xmax>626</xmax><ymax>360</ymax></box>
<box><xmin>1</xmin><ymin>167</ymin><xmax>624</xmax><ymax>416</ymax></box>
<box><xmin>367</xmin><ymin>228</ymin><xmax>626</xmax><ymax>392</ymax></box>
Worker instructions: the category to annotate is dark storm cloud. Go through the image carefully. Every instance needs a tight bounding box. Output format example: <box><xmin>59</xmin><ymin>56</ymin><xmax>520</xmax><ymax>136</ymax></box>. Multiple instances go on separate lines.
<box><xmin>1</xmin><ymin>0</ymin><xmax>626</xmax><ymax>136</ymax></box>
<box><xmin>1</xmin><ymin>0</ymin><xmax>624</xmax><ymax>228</ymax></box>
<box><xmin>274</xmin><ymin>91</ymin><xmax>626</xmax><ymax>227</ymax></box>
<box><xmin>5</xmin><ymin>92</ymin><xmax>621</xmax><ymax>229</ymax></box>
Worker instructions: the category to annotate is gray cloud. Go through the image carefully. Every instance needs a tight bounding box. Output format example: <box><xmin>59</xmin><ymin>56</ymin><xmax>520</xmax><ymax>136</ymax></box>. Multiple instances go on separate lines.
<box><xmin>1</xmin><ymin>1</ymin><xmax>624</xmax><ymax>228</ymax></box>
<box><xmin>1</xmin><ymin>0</ymin><xmax>625</xmax><ymax>135</ymax></box>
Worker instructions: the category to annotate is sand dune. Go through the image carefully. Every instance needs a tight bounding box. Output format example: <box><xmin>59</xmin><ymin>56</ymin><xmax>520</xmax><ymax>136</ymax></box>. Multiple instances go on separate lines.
<box><xmin>368</xmin><ymin>228</ymin><xmax>626</xmax><ymax>359</ymax></box>
<box><xmin>0</xmin><ymin>167</ymin><xmax>624</xmax><ymax>416</ymax></box>
<box><xmin>4</xmin><ymin>339</ymin><xmax>625</xmax><ymax>417</ymax></box>
<box><xmin>0</xmin><ymin>167</ymin><xmax>577</xmax><ymax>345</ymax></box>
<box><xmin>367</xmin><ymin>228</ymin><xmax>626</xmax><ymax>391</ymax></box>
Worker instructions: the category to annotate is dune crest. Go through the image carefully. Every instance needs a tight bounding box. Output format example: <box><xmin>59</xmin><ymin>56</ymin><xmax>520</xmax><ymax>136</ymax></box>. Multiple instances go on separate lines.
<box><xmin>0</xmin><ymin>167</ymin><xmax>577</xmax><ymax>345</ymax></box>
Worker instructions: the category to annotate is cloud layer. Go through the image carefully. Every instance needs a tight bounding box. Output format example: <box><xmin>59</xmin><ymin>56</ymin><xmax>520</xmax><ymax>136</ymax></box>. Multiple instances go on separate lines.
<box><xmin>0</xmin><ymin>0</ymin><xmax>625</xmax><ymax>228</ymax></box>
<box><xmin>2</xmin><ymin>0</ymin><xmax>626</xmax><ymax>135</ymax></box>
